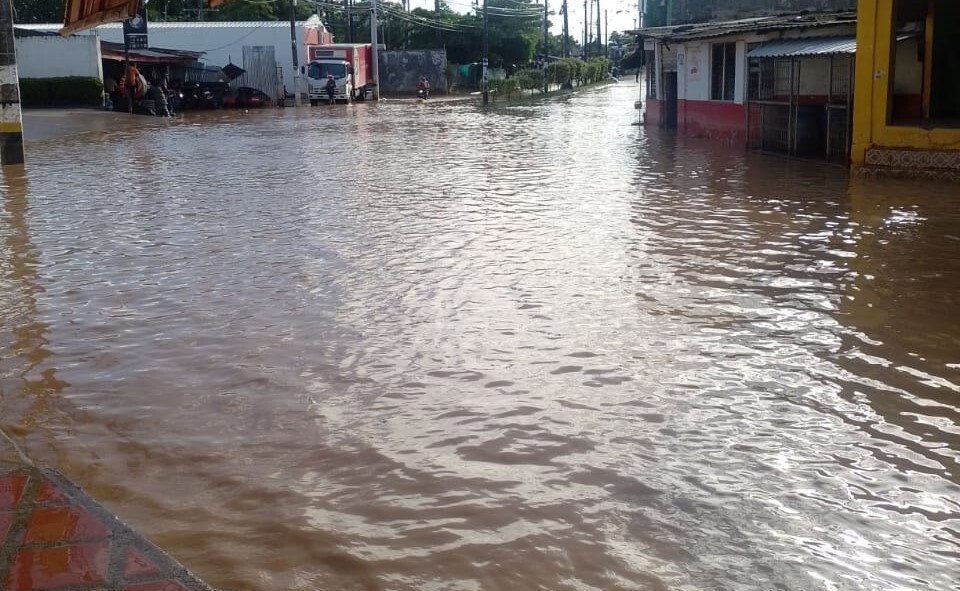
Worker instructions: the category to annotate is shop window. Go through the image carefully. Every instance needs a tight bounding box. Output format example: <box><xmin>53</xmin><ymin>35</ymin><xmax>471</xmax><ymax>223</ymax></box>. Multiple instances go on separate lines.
<box><xmin>890</xmin><ymin>0</ymin><xmax>960</xmax><ymax>124</ymax></box>
<box><xmin>711</xmin><ymin>42</ymin><xmax>736</xmax><ymax>101</ymax></box>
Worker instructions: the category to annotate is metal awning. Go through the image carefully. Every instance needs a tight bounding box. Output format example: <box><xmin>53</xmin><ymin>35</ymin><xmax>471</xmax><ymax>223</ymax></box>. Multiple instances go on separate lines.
<box><xmin>100</xmin><ymin>41</ymin><xmax>204</xmax><ymax>64</ymax></box>
<box><xmin>746</xmin><ymin>36</ymin><xmax>856</xmax><ymax>59</ymax></box>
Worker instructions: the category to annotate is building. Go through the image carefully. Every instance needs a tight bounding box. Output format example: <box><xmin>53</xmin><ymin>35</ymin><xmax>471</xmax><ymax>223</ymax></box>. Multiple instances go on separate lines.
<box><xmin>851</xmin><ymin>0</ymin><xmax>960</xmax><ymax>180</ymax></box>
<box><xmin>637</xmin><ymin>11</ymin><xmax>857</xmax><ymax>162</ymax></box>
<box><xmin>642</xmin><ymin>0</ymin><xmax>856</xmax><ymax>28</ymax></box>
<box><xmin>19</xmin><ymin>17</ymin><xmax>332</xmax><ymax>99</ymax></box>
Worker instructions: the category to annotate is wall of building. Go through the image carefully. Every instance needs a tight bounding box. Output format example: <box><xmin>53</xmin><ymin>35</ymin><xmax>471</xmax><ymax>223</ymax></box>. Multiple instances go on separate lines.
<box><xmin>92</xmin><ymin>17</ymin><xmax>329</xmax><ymax>91</ymax></box>
<box><xmin>673</xmin><ymin>39</ymin><xmax>748</xmax><ymax>144</ymax></box>
<box><xmin>14</xmin><ymin>32</ymin><xmax>103</xmax><ymax>80</ymax></box>
<box><xmin>377</xmin><ymin>50</ymin><xmax>447</xmax><ymax>96</ymax></box>
<box><xmin>853</xmin><ymin>0</ymin><xmax>960</xmax><ymax>154</ymax></box>
<box><xmin>852</xmin><ymin>0</ymin><xmax>960</xmax><ymax>172</ymax></box>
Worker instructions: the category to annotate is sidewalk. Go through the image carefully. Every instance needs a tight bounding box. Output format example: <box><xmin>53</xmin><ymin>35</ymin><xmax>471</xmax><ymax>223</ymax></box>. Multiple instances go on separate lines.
<box><xmin>0</xmin><ymin>430</ymin><xmax>216</xmax><ymax>591</ymax></box>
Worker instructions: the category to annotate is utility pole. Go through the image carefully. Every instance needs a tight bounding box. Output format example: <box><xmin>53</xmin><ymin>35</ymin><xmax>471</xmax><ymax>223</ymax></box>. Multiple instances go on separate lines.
<box><xmin>595</xmin><ymin>0</ymin><xmax>601</xmax><ymax>56</ymax></box>
<box><xmin>123</xmin><ymin>27</ymin><xmax>133</xmax><ymax>113</ymax></box>
<box><xmin>587</xmin><ymin>0</ymin><xmax>592</xmax><ymax>56</ymax></box>
<box><xmin>290</xmin><ymin>0</ymin><xmax>301</xmax><ymax>106</ymax></box>
<box><xmin>482</xmin><ymin>0</ymin><xmax>489</xmax><ymax>104</ymax></box>
<box><xmin>435</xmin><ymin>0</ymin><xmax>442</xmax><ymax>47</ymax></box>
<box><xmin>371</xmin><ymin>0</ymin><xmax>380</xmax><ymax>100</ymax></box>
<box><xmin>542</xmin><ymin>0</ymin><xmax>548</xmax><ymax>58</ymax></box>
<box><xmin>604</xmin><ymin>8</ymin><xmax>607</xmax><ymax>57</ymax></box>
<box><xmin>583</xmin><ymin>0</ymin><xmax>587</xmax><ymax>58</ymax></box>
<box><xmin>562</xmin><ymin>0</ymin><xmax>569</xmax><ymax>57</ymax></box>
<box><xmin>0</xmin><ymin>0</ymin><xmax>24</xmax><ymax>165</ymax></box>
<box><xmin>346</xmin><ymin>0</ymin><xmax>354</xmax><ymax>43</ymax></box>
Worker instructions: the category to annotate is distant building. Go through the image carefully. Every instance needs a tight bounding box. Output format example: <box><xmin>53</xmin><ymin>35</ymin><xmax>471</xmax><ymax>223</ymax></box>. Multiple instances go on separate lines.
<box><xmin>642</xmin><ymin>0</ymin><xmax>856</xmax><ymax>27</ymax></box>
<box><xmin>638</xmin><ymin>11</ymin><xmax>857</xmax><ymax>163</ymax></box>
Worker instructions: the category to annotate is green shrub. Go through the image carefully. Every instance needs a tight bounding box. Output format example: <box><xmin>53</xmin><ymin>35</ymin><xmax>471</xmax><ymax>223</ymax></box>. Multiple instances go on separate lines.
<box><xmin>514</xmin><ymin>69</ymin><xmax>545</xmax><ymax>93</ymax></box>
<box><xmin>19</xmin><ymin>77</ymin><xmax>104</xmax><ymax>108</ymax></box>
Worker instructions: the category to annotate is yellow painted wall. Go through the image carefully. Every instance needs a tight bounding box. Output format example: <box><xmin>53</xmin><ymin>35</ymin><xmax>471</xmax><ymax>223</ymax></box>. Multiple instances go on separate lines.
<box><xmin>851</xmin><ymin>0</ymin><xmax>960</xmax><ymax>166</ymax></box>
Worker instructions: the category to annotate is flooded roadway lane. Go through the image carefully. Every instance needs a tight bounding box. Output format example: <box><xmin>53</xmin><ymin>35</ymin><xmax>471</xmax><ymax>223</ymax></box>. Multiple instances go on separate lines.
<box><xmin>2</xmin><ymin>84</ymin><xmax>959</xmax><ymax>591</ymax></box>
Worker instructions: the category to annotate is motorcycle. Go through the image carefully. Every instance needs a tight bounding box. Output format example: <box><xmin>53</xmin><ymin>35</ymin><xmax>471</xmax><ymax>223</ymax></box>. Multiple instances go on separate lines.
<box><xmin>417</xmin><ymin>87</ymin><xmax>429</xmax><ymax>100</ymax></box>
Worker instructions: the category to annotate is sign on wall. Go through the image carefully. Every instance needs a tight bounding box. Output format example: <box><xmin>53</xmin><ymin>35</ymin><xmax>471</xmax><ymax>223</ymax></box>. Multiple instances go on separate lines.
<box><xmin>123</xmin><ymin>4</ymin><xmax>148</xmax><ymax>50</ymax></box>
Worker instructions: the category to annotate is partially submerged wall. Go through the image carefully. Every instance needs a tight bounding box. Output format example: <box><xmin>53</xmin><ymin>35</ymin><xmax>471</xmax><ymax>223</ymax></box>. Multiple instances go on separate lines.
<box><xmin>378</xmin><ymin>50</ymin><xmax>447</xmax><ymax>96</ymax></box>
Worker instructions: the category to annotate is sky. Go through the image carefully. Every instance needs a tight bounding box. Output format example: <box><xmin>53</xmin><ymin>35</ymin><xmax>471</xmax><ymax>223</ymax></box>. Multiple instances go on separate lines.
<box><xmin>405</xmin><ymin>0</ymin><xmax>641</xmax><ymax>43</ymax></box>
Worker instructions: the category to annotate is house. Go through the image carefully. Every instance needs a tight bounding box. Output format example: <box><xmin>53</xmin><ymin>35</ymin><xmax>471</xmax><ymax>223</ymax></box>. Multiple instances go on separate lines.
<box><xmin>641</xmin><ymin>0</ymin><xmax>856</xmax><ymax>28</ymax></box>
<box><xmin>852</xmin><ymin>0</ymin><xmax>960</xmax><ymax>180</ymax></box>
<box><xmin>636</xmin><ymin>11</ymin><xmax>857</xmax><ymax>162</ymax></box>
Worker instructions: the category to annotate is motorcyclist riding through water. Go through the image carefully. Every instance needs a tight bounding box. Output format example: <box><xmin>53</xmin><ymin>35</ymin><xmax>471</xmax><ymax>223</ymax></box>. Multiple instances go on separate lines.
<box><xmin>417</xmin><ymin>76</ymin><xmax>430</xmax><ymax>99</ymax></box>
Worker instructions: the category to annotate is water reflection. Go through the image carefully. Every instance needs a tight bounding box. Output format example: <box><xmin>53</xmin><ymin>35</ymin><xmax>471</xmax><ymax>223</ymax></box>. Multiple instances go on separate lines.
<box><xmin>1</xmin><ymin>86</ymin><xmax>958</xmax><ymax>591</ymax></box>
<box><xmin>0</xmin><ymin>167</ymin><xmax>67</xmax><ymax>433</ymax></box>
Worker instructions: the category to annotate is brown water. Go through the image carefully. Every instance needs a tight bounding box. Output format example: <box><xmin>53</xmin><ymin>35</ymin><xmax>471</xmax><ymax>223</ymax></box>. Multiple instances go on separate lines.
<box><xmin>2</xmin><ymin>85</ymin><xmax>960</xmax><ymax>591</ymax></box>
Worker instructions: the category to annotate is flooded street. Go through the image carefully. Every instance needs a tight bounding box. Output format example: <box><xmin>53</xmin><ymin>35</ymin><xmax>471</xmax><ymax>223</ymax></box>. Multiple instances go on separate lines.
<box><xmin>2</xmin><ymin>83</ymin><xmax>959</xmax><ymax>591</ymax></box>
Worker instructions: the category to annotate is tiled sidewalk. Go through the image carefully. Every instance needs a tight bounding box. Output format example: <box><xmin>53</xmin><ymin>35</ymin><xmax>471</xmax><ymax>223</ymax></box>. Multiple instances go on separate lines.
<box><xmin>0</xmin><ymin>464</ymin><xmax>217</xmax><ymax>591</ymax></box>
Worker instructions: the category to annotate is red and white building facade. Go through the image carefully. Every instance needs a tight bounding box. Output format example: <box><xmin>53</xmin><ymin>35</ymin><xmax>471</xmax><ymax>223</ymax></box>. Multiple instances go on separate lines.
<box><xmin>639</xmin><ymin>12</ymin><xmax>857</xmax><ymax>149</ymax></box>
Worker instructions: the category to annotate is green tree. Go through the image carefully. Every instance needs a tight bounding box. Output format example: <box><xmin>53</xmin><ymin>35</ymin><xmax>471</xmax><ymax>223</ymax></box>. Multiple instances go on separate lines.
<box><xmin>212</xmin><ymin>0</ymin><xmax>279</xmax><ymax>21</ymax></box>
<box><xmin>13</xmin><ymin>0</ymin><xmax>63</xmax><ymax>23</ymax></box>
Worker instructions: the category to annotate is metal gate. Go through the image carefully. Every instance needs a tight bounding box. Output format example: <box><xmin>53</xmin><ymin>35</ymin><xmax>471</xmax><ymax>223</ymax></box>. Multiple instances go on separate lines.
<box><xmin>746</xmin><ymin>42</ymin><xmax>854</xmax><ymax>163</ymax></box>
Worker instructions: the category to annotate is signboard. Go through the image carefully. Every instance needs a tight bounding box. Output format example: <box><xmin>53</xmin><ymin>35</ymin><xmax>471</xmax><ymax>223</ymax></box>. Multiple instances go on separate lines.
<box><xmin>123</xmin><ymin>5</ymin><xmax>148</xmax><ymax>50</ymax></box>
<box><xmin>644</xmin><ymin>38</ymin><xmax>655</xmax><ymax>51</ymax></box>
<box><xmin>311</xmin><ymin>48</ymin><xmax>349</xmax><ymax>60</ymax></box>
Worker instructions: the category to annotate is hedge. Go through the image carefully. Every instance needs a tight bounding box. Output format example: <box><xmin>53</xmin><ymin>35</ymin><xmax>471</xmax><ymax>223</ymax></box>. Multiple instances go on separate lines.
<box><xmin>19</xmin><ymin>77</ymin><xmax>104</xmax><ymax>108</ymax></box>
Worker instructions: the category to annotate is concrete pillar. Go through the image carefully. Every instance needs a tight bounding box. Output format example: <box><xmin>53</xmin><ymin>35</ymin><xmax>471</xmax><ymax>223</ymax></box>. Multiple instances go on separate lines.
<box><xmin>0</xmin><ymin>0</ymin><xmax>24</xmax><ymax>165</ymax></box>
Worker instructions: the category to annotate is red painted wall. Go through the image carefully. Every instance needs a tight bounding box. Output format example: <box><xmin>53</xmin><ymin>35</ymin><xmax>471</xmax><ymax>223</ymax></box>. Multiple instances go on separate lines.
<box><xmin>644</xmin><ymin>98</ymin><xmax>662</xmax><ymax>126</ymax></box>
<box><xmin>678</xmin><ymin>99</ymin><xmax>747</xmax><ymax>145</ymax></box>
<box><xmin>891</xmin><ymin>94</ymin><xmax>923</xmax><ymax>121</ymax></box>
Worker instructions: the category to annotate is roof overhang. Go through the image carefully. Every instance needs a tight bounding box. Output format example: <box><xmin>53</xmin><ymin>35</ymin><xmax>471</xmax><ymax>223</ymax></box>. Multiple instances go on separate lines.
<box><xmin>100</xmin><ymin>40</ymin><xmax>205</xmax><ymax>64</ymax></box>
<box><xmin>629</xmin><ymin>10</ymin><xmax>857</xmax><ymax>43</ymax></box>
<box><xmin>60</xmin><ymin>0</ymin><xmax>229</xmax><ymax>36</ymax></box>
<box><xmin>746</xmin><ymin>36</ymin><xmax>856</xmax><ymax>59</ymax></box>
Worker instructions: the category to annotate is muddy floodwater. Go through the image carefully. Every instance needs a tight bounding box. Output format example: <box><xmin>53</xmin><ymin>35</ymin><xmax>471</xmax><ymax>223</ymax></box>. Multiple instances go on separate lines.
<box><xmin>2</xmin><ymin>84</ymin><xmax>959</xmax><ymax>591</ymax></box>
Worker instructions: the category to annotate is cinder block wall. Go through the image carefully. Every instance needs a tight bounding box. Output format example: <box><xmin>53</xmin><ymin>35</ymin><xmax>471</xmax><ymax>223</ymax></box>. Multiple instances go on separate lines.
<box><xmin>378</xmin><ymin>50</ymin><xmax>448</xmax><ymax>96</ymax></box>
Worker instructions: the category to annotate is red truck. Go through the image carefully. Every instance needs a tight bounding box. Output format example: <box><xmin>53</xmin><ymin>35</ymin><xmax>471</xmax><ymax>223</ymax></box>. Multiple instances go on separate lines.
<box><xmin>305</xmin><ymin>43</ymin><xmax>374</xmax><ymax>104</ymax></box>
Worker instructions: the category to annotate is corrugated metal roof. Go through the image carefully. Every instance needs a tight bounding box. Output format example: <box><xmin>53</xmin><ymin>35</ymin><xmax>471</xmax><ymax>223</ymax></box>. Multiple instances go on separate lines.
<box><xmin>632</xmin><ymin>10</ymin><xmax>856</xmax><ymax>42</ymax></box>
<box><xmin>101</xmin><ymin>40</ymin><xmax>204</xmax><ymax>60</ymax></box>
<box><xmin>746</xmin><ymin>36</ymin><xmax>856</xmax><ymax>58</ymax></box>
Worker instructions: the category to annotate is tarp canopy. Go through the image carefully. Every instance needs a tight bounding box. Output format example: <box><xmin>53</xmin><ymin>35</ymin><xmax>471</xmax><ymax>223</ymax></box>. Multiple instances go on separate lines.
<box><xmin>221</xmin><ymin>63</ymin><xmax>245</xmax><ymax>81</ymax></box>
<box><xmin>60</xmin><ymin>0</ymin><xmax>229</xmax><ymax>36</ymax></box>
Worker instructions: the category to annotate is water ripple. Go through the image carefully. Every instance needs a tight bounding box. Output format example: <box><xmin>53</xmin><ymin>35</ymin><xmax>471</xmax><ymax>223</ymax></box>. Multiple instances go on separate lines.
<box><xmin>1</xmin><ymin>85</ymin><xmax>958</xmax><ymax>590</ymax></box>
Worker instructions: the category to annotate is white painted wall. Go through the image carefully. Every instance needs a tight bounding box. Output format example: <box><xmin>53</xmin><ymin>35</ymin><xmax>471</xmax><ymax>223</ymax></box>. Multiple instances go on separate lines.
<box><xmin>893</xmin><ymin>37</ymin><xmax>922</xmax><ymax>94</ymax></box>
<box><xmin>679</xmin><ymin>39</ymin><xmax>749</xmax><ymax>104</ymax></box>
<box><xmin>795</xmin><ymin>56</ymin><xmax>826</xmax><ymax>94</ymax></box>
<box><xmin>15</xmin><ymin>33</ymin><xmax>103</xmax><ymax>80</ymax></box>
<box><xmin>678</xmin><ymin>42</ymin><xmax>709</xmax><ymax>101</ymax></box>
<box><xmin>18</xmin><ymin>17</ymin><xmax>328</xmax><ymax>91</ymax></box>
